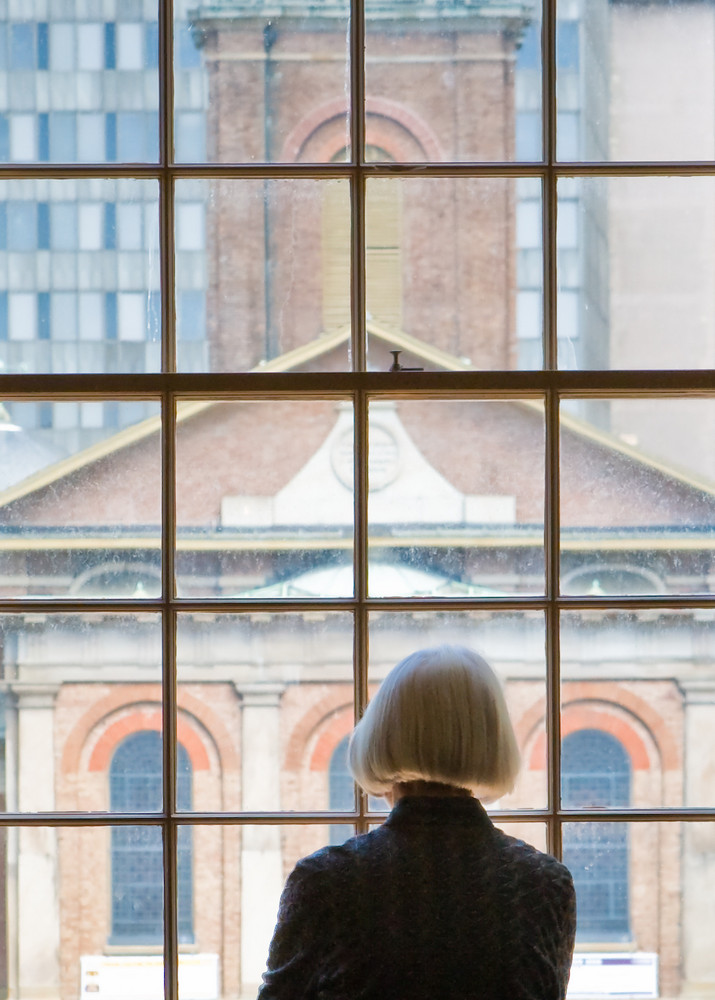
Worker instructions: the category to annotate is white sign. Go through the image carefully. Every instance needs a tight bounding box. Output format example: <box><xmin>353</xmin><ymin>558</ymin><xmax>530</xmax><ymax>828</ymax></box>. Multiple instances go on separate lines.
<box><xmin>80</xmin><ymin>954</ymin><xmax>219</xmax><ymax>1000</ymax></box>
<box><xmin>568</xmin><ymin>952</ymin><xmax>658</xmax><ymax>998</ymax></box>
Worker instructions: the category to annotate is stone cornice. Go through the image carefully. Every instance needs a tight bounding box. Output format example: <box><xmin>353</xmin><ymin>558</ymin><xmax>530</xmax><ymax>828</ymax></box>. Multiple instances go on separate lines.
<box><xmin>191</xmin><ymin>0</ymin><xmax>535</xmax><ymax>27</ymax></box>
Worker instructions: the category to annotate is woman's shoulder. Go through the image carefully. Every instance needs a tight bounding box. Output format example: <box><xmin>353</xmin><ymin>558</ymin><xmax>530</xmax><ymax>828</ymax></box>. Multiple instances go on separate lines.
<box><xmin>493</xmin><ymin>827</ymin><xmax>575</xmax><ymax>896</ymax></box>
<box><xmin>287</xmin><ymin>829</ymin><xmax>379</xmax><ymax>881</ymax></box>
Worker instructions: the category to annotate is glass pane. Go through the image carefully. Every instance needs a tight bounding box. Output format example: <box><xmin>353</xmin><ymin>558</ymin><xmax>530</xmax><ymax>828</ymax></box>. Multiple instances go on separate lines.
<box><xmin>175</xmin><ymin>399</ymin><xmax>353</xmax><ymax>597</ymax></box>
<box><xmin>560</xmin><ymin>397</ymin><xmax>715</xmax><ymax>596</ymax></box>
<box><xmin>175</xmin><ymin>178</ymin><xmax>351</xmax><ymax>373</ymax></box>
<box><xmin>177</xmin><ymin>612</ymin><xmax>354</xmax><ymax>812</ymax></box>
<box><xmin>176</xmin><ymin>824</ymin><xmax>332</xmax><ymax>998</ymax></box>
<box><xmin>178</xmin><ymin>4</ymin><xmax>349</xmax><ymax>164</ymax></box>
<box><xmin>0</xmin><ymin>8</ymin><xmax>159</xmax><ymax>164</ymax></box>
<box><xmin>558</xmin><ymin>177</ymin><xmax>715</xmax><ymax>370</ymax></box>
<box><xmin>0</xmin><ymin>399</ymin><xmax>161</xmax><ymax>599</ymax></box>
<box><xmin>0</xmin><ymin>826</ymin><xmax>164</xmax><ymax>999</ymax></box>
<box><xmin>366</xmin><ymin>178</ymin><xmax>543</xmax><ymax>371</ymax></box>
<box><xmin>503</xmin><ymin>821</ymin><xmax>548</xmax><ymax>855</ymax></box>
<box><xmin>369</xmin><ymin>610</ymin><xmax>547</xmax><ymax>810</ymax></box>
<box><xmin>559</xmin><ymin>0</ymin><xmax>715</xmax><ymax>162</ymax></box>
<box><xmin>0</xmin><ymin>613</ymin><xmax>161</xmax><ymax>813</ymax></box>
<box><xmin>561</xmin><ymin>609</ymin><xmax>715</xmax><ymax>810</ymax></box>
<box><xmin>563</xmin><ymin>821</ymin><xmax>715</xmax><ymax>998</ymax></box>
<box><xmin>0</xmin><ymin>179</ymin><xmax>160</xmax><ymax>374</ymax></box>
<box><xmin>365</xmin><ymin>0</ymin><xmax>543</xmax><ymax>163</ymax></box>
<box><xmin>367</xmin><ymin>399</ymin><xmax>545</xmax><ymax>596</ymax></box>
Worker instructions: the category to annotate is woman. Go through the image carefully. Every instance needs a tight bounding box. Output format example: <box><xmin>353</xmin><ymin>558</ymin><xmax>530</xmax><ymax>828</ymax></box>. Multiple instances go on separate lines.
<box><xmin>258</xmin><ymin>644</ymin><xmax>576</xmax><ymax>1000</ymax></box>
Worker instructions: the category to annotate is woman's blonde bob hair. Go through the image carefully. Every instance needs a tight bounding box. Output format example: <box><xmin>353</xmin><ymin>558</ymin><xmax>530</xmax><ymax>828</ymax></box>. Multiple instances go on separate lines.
<box><xmin>348</xmin><ymin>644</ymin><xmax>521</xmax><ymax>800</ymax></box>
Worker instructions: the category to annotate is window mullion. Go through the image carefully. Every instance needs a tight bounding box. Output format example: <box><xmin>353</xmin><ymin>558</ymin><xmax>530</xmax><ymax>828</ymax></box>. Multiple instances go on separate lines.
<box><xmin>545</xmin><ymin>383</ymin><xmax>562</xmax><ymax>859</ymax></box>
<box><xmin>350</xmin><ymin>0</ymin><xmax>367</xmax><ymax>373</ymax></box>
<box><xmin>353</xmin><ymin>386</ymin><xmax>370</xmax><ymax>835</ymax></box>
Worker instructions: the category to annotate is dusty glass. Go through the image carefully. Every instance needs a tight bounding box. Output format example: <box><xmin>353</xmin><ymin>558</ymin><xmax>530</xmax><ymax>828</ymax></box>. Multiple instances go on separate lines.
<box><xmin>175</xmin><ymin>398</ymin><xmax>353</xmax><ymax>597</ymax></box>
<box><xmin>0</xmin><ymin>405</ymin><xmax>161</xmax><ymax>600</ymax></box>
<box><xmin>175</xmin><ymin>2</ymin><xmax>350</xmax><ymax>164</ymax></box>
<box><xmin>174</xmin><ymin>178</ymin><xmax>351</xmax><ymax>373</ymax></box>
<box><xmin>0</xmin><ymin>7</ymin><xmax>159</xmax><ymax>165</ymax></box>
<box><xmin>1</xmin><ymin>826</ymin><xmax>164</xmax><ymax>998</ymax></box>
<box><xmin>176</xmin><ymin>612</ymin><xmax>354</xmax><ymax>813</ymax></box>
<box><xmin>367</xmin><ymin>398</ymin><xmax>545</xmax><ymax>596</ymax></box>
<box><xmin>365</xmin><ymin>178</ymin><xmax>543</xmax><ymax>372</ymax></box>
<box><xmin>563</xmin><ymin>821</ymin><xmax>715</xmax><ymax>1000</ymax></box>
<box><xmin>558</xmin><ymin>177</ymin><xmax>715</xmax><ymax>371</ymax></box>
<box><xmin>0</xmin><ymin>613</ymin><xmax>161</xmax><ymax>813</ymax></box>
<box><xmin>560</xmin><ymin>397</ymin><xmax>715</xmax><ymax>596</ymax></box>
<box><xmin>0</xmin><ymin>179</ymin><xmax>160</xmax><ymax>375</ymax></box>
<box><xmin>560</xmin><ymin>609</ymin><xmax>715</xmax><ymax>810</ymax></box>
<box><xmin>558</xmin><ymin>0</ymin><xmax>715</xmax><ymax>161</ymax></box>
<box><xmin>365</xmin><ymin>0</ymin><xmax>543</xmax><ymax>163</ymax></box>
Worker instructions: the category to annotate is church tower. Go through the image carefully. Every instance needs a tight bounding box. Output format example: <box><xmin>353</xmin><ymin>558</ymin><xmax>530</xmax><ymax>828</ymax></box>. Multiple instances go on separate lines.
<box><xmin>192</xmin><ymin>0</ymin><xmax>533</xmax><ymax>372</ymax></box>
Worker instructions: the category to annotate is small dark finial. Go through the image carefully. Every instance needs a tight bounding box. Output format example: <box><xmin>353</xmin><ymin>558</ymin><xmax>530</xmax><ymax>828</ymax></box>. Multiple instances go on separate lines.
<box><xmin>263</xmin><ymin>21</ymin><xmax>277</xmax><ymax>52</ymax></box>
<box><xmin>389</xmin><ymin>350</ymin><xmax>424</xmax><ymax>372</ymax></box>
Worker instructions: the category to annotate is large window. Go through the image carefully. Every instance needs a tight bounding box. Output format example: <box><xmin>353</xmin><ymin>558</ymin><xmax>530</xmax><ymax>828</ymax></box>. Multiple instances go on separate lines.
<box><xmin>110</xmin><ymin>732</ymin><xmax>193</xmax><ymax>946</ymax></box>
<box><xmin>1</xmin><ymin>1</ymin><xmax>714</xmax><ymax>999</ymax></box>
<box><xmin>562</xmin><ymin>730</ymin><xmax>631</xmax><ymax>943</ymax></box>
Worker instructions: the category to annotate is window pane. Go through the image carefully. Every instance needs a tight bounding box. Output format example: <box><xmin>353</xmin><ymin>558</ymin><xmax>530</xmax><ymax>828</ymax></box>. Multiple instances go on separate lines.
<box><xmin>560</xmin><ymin>0</ymin><xmax>715</xmax><ymax>161</ymax></box>
<box><xmin>366</xmin><ymin>178</ymin><xmax>543</xmax><ymax>372</ymax></box>
<box><xmin>367</xmin><ymin>399</ymin><xmax>545</xmax><ymax>596</ymax></box>
<box><xmin>174</xmin><ymin>178</ymin><xmax>350</xmax><ymax>373</ymax></box>
<box><xmin>560</xmin><ymin>397</ymin><xmax>715</xmax><ymax>596</ymax></box>
<box><xmin>174</xmin><ymin>824</ymin><xmax>333</xmax><ymax>998</ymax></box>
<box><xmin>369</xmin><ymin>610</ymin><xmax>547</xmax><ymax>811</ymax></box>
<box><xmin>0</xmin><ymin>614</ymin><xmax>161</xmax><ymax>813</ymax></box>
<box><xmin>0</xmin><ymin>179</ymin><xmax>160</xmax><ymax>373</ymax></box>
<box><xmin>175</xmin><ymin>397</ymin><xmax>354</xmax><ymax>597</ymax></box>
<box><xmin>563</xmin><ymin>822</ymin><xmax>715</xmax><ymax>998</ymax></box>
<box><xmin>177</xmin><ymin>613</ymin><xmax>354</xmax><ymax>813</ymax></box>
<box><xmin>1</xmin><ymin>7</ymin><xmax>159</xmax><ymax>165</ymax></box>
<box><xmin>366</xmin><ymin>0</ymin><xmax>543</xmax><ymax>163</ymax></box>
<box><xmin>558</xmin><ymin>177</ymin><xmax>715</xmax><ymax>370</ymax></box>
<box><xmin>0</xmin><ymin>827</ymin><xmax>165</xmax><ymax>997</ymax></box>
<box><xmin>176</xmin><ymin>5</ymin><xmax>349</xmax><ymax>164</ymax></box>
<box><xmin>0</xmin><ymin>399</ymin><xmax>161</xmax><ymax>598</ymax></box>
<box><xmin>561</xmin><ymin>609</ymin><xmax>715</xmax><ymax>810</ymax></box>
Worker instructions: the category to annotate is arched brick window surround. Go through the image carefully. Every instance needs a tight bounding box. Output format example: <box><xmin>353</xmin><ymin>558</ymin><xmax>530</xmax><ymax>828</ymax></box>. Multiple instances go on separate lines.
<box><xmin>282</xmin><ymin>96</ymin><xmax>444</xmax><ymax>163</ymax></box>
<box><xmin>60</xmin><ymin>685</ymin><xmax>239</xmax><ymax>780</ymax></box>
<box><xmin>283</xmin><ymin>691</ymin><xmax>353</xmax><ymax>773</ymax></box>
<box><xmin>89</xmin><ymin>710</ymin><xmax>209</xmax><ymax>771</ymax></box>
<box><xmin>528</xmin><ymin>704</ymin><xmax>651</xmax><ymax>771</ymax></box>
<box><xmin>518</xmin><ymin>682</ymin><xmax>680</xmax><ymax>775</ymax></box>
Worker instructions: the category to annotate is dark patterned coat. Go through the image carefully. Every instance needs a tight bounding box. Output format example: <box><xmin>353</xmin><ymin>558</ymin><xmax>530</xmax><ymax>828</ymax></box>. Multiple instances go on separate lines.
<box><xmin>258</xmin><ymin>796</ymin><xmax>576</xmax><ymax>1000</ymax></box>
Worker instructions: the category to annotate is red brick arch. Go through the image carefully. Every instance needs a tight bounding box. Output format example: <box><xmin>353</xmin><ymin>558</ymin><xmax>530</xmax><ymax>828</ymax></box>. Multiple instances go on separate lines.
<box><xmin>516</xmin><ymin>682</ymin><xmax>680</xmax><ymax>775</ymax></box>
<box><xmin>528</xmin><ymin>704</ymin><xmax>651</xmax><ymax>771</ymax></box>
<box><xmin>309</xmin><ymin>706</ymin><xmax>354</xmax><ymax>771</ymax></box>
<box><xmin>283</xmin><ymin>688</ymin><xmax>354</xmax><ymax>772</ymax></box>
<box><xmin>282</xmin><ymin>96</ymin><xmax>444</xmax><ymax>163</ymax></box>
<box><xmin>88</xmin><ymin>710</ymin><xmax>210</xmax><ymax>772</ymax></box>
<box><xmin>61</xmin><ymin>684</ymin><xmax>239</xmax><ymax>778</ymax></box>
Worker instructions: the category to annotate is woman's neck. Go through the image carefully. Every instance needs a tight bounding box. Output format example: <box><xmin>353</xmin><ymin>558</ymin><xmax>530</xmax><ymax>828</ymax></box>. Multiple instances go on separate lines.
<box><xmin>390</xmin><ymin>780</ymin><xmax>472</xmax><ymax>803</ymax></box>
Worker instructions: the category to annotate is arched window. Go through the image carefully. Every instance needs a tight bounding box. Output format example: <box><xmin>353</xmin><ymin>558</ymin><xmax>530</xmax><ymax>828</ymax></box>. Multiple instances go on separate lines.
<box><xmin>562</xmin><ymin>729</ymin><xmax>631</xmax><ymax>942</ymax></box>
<box><xmin>109</xmin><ymin>730</ymin><xmax>194</xmax><ymax>945</ymax></box>
<box><xmin>328</xmin><ymin>735</ymin><xmax>387</xmax><ymax>845</ymax></box>
<box><xmin>323</xmin><ymin>146</ymin><xmax>402</xmax><ymax>333</ymax></box>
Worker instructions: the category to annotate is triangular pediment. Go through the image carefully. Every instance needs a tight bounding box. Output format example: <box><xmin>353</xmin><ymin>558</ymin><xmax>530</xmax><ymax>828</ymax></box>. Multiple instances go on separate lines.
<box><xmin>1</xmin><ymin>326</ymin><xmax>714</xmax><ymax>536</ymax></box>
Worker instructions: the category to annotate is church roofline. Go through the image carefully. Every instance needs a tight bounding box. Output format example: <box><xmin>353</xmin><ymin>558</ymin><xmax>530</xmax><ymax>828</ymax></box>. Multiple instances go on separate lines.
<box><xmin>1</xmin><ymin>322</ymin><xmax>714</xmax><ymax>510</ymax></box>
